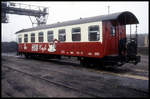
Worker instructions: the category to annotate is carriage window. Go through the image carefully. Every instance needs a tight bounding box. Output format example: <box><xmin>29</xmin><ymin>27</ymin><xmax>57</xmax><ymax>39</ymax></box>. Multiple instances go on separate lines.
<box><xmin>72</xmin><ymin>27</ymin><xmax>81</xmax><ymax>41</ymax></box>
<box><xmin>47</xmin><ymin>31</ymin><xmax>53</xmax><ymax>42</ymax></box>
<box><xmin>18</xmin><ymin>35</ymin><xmax>22</xmax><ymax>43</ymax></box>
<box><xmin>24</xmin><ymin>34</ymin><xmax>28</xmax><ymax>43</ymax></box>
<box><xmin>18</xmin><ymin>38</ymin><xmax>22</xmax><ymax>43</ymax></box>
<box><xmin>58</xmin><ymin>29</ymin><xmax>66</xmax><ymax>42</ymax></box>
<box><xmin>38</xmin><ymin>32</ymin><xmax>44</xmax><ymax>42</ymax></box>
<box><xmin>31</xmin><ymin>33</ymin><xmax>35</xmax><ymax>42</ymax></box>
<box><xmin>110</xmin><ymin>25</ymin><xmax>115</xmax><ymax>36</ymax></box>
<box><xmin>88</xmin><ymin>25</ymin><xmax>100</xmax><ymax>41</ymax></box>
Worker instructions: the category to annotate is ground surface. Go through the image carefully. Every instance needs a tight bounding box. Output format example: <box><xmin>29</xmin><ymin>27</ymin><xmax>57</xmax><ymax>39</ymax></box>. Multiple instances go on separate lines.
<box><xmin>1</xmin><ymin>53</ymin><xmax>149</xmax><ymax>97</ymax></box>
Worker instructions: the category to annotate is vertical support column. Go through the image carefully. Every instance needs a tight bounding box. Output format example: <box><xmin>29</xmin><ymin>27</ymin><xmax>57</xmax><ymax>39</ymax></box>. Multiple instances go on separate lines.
<box><xmin>130</xmin><ymin>24</ymin><xmax>132</xmax><ymax>40</ymax></box>
<box><xmin>135</xmin><ymin>24</ymin><xmax>138</xmax><ymax>47</ymax></box>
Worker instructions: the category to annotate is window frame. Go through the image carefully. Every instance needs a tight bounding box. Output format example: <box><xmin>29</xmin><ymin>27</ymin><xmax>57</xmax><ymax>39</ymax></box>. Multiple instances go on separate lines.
<box><xmin>72</xmin><ymin>27</ymin><xmax>81</xmax><ymax>41</ymax></box>
<box><xmin>58</xmin><ymin>29</ymin><xmax>66</xmax><ymax>42</ymax></box>
<box><xmin>24</xmin><ymin>34</ymin><xmax>28</xmax><ymax>43</ymax></box>
<box><xmin>47</xmin><ymin>31</ymin><xmax>54</xmax><ymax>42</ymax></box>
<box><xmin>110</xmin><ymin>24</ymin><xmax>115</xmax><ymax>36</ymax></box>
<box><xmin>88</xmin><ymin>25</ymin><xmax>100</xmax><ymax>41</ymax></box>
<box><xmin>18</xmin><ymin>35</ymin><xmax>22</xmax><ymax>43</ymax></box>
<box><xmin>38</xmin><ymin>32</ymin><xmax>44</xmax><ymax>42</ymax></box>
<box><xmin>31</xmin><ymin>33</ymin><xmax>35</xmax><ymax>43</ymax></box>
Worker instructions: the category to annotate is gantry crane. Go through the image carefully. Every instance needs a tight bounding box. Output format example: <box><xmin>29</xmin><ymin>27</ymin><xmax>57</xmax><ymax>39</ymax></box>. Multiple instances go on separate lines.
<box><xmin>1</xmin><ymin>1</ymin><xmax>49</xmax><ymax>26</ymax></box>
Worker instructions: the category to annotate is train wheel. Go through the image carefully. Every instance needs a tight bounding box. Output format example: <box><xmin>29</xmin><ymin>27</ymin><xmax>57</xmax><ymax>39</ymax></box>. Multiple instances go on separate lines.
<box><xmin>80</xmin><ymin>57</ymin><xmax>88</xmax><ymax>67</ymax></box>
<box><xmin>80</xmin><ymin>59</ymin><xmax>86</xmax><ymax>67</ymax></box>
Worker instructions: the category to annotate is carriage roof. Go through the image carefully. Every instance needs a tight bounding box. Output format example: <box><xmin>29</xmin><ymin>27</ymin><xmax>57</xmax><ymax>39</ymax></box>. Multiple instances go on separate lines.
<box><xmin>16</xmin><ymin>11</ymin><xmax>139</xmax><ymax>34</ymax></box>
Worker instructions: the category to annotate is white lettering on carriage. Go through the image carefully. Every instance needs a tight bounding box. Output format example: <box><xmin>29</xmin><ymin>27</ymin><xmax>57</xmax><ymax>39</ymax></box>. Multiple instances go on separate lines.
<box><xmin>48</xmin><ymin>43</ymin><xmax>56</xmax><ymax>52</ymax></box>
<box><xmin>70</xmin><ymin>52</ymin><xmax>74</xmax><ymax>54</ymax></box>
<box><xmin>39</xmin><ymin>44</ymin><xmax>47</xmax><ymax>52</ymax></box>
<box><xmin>88</xmin><ymin>52</ymin><xmax>92</xmax><ymax>55</ymax></box>
<box><xmin>24</xmin><ymin>44</ymin><xmax>27</xmax><ymax>50</ymax></box>
<box><xmin>94</xmin><ymin>52</ymin><xmax>100</xmax><ymax>56</ymax></box>
<box><xmin>61</xmin><ymin>50</ymin><xmax>65</xmax><ymax>54</ymax></box>
<box><xmin>32</xmin><ymin>44</ymin><xmax>38</xmax><ymax>51</ymax></box>
<box><xmin>76</xmin><ymin>52</ymin><xmax>80</xmax><ymax>54</ymax></box>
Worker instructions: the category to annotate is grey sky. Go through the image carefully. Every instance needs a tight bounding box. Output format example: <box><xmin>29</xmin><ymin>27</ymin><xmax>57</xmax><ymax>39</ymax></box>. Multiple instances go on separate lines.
<box><xmin>1</xmin><ymin>1</ymin><xmax>149</xmax><ymax>42</ymax></box>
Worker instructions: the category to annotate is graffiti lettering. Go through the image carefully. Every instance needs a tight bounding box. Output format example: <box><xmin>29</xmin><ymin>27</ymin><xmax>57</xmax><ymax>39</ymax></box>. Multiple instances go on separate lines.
<box><xmin>39</xmin><ymin>44</ymin><xmax>47</xmax><ymax>52</ymax></box>
<box><xmin>32</xmin><ymin>44</ymin><xmax>38</xmax><ymax>51</ymax></box>
<box><xmin>24</xmin><ymin>44</ymin><xmax>27</xmax><ymax>50</ymax></box>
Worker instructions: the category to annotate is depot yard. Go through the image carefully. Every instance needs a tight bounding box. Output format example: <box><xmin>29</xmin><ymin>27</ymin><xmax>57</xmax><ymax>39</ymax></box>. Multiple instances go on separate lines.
<box><xmin>1</xmin><ymin>54</ymin><xmax>149</xmax><ymax>97</ymax></box>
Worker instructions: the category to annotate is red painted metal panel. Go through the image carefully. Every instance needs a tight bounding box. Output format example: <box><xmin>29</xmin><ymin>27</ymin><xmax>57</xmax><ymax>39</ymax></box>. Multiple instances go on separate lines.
<box><xmin>18</xmin><ymin>42</ymin><xmax>104</xmax><ymax>58</ymax></box>
<box><xmin>102</xmin><ymin>21</ymin><xmax>126</xmax><ymax>56</ymax></box>
<box><xmin>18</xmin><ymin>21</ymin><xmax>126</xmax><ymax>59</ymax></box>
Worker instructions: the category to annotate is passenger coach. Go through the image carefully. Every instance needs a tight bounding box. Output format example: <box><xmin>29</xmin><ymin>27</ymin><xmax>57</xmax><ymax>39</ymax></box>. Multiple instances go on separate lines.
<box><xmin>16</xmin><ymin>11</ymin><xmax>141</xmax><ymax>67</ymax></box>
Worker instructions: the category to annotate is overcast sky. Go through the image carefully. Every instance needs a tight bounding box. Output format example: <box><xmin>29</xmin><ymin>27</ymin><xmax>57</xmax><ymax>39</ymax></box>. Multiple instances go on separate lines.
<box><xmin>1</xmin><ymin>1</ymin><xmax>149</xmax><ymax>42</ymax></box>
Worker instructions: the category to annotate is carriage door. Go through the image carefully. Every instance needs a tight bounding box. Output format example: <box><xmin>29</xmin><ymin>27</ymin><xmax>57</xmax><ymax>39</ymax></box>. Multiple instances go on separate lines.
<box><xmin>109</xmin><ymin>23</ymin><xmax>118</xmax><ymax>54</ymax></box>
<box><xmin>117</xmin><ymin>24</ymin><xmax>126</xmax><ymax>56</ymax></box>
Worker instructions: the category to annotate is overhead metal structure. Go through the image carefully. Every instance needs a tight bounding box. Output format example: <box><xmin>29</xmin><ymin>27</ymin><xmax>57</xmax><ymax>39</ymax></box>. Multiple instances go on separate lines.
<box><xmin>1</xmin><ymin>2</ymin><xmax>49</xmax><ymax>26</ymax></box>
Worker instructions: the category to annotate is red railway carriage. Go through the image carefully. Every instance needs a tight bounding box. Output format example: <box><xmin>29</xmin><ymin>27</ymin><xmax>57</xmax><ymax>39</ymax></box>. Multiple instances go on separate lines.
<box><xmin>16</xmin><ymin>11</ymin><xmax>140</xmax><ymax>67</ymax></box>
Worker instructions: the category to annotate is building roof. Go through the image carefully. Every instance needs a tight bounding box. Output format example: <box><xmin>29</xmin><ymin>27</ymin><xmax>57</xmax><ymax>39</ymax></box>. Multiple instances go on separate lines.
<box><xmin>16</xmin><ymin>11</ymin><xmax>139</xmax><ymax>34</ymax></box>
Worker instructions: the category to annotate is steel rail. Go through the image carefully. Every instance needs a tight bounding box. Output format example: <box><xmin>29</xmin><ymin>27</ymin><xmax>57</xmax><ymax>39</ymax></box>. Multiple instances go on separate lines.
<box><xmin>3</xmin><ymin>65</ymin><xmax>99</xmax><ymax>97</ymax></box>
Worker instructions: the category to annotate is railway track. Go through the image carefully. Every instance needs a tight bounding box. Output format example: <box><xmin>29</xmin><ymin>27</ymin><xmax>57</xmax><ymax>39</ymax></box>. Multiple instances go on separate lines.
<box><xmin>3</xmin><ymin>64</ymin><xmax>148</xmax><ymax>97</ymax></box>
<box><xmin>6</xmin><ymin>55</ymin><xmax>149</xmax><ymax>80</ymax></box>
<box><xmin>2</xmin><ymin>56</ymin><xmax>149</xmax><ymax>97</ymax></box>
<box><xmin>3</xmin><ymin>65</ymin><xmax>99</xmax><ymax>97</ymax></box>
